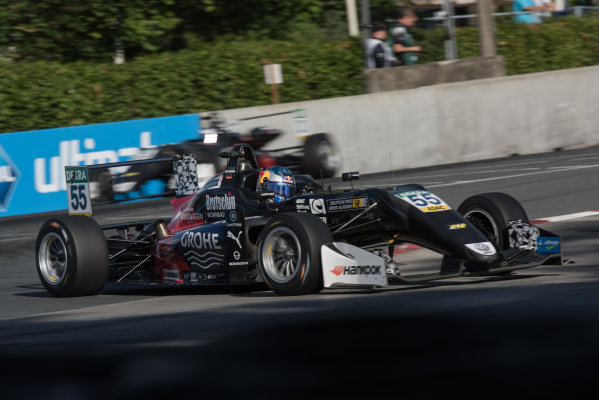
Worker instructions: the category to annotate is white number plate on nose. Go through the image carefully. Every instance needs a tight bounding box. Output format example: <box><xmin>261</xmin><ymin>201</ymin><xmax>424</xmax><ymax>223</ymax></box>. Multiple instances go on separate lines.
<box><xmin>395</xmin><ymin>190</ymin><xmax>450</xmax><ymax>213</ymax></box>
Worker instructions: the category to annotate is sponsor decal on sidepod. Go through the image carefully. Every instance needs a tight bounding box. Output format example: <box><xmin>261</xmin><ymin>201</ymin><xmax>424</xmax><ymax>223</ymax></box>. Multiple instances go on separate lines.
<box><xmin>163</xmin><ymin>269</ymin><xmax>180</xmax><ymax>281</ymax></box>
<box><xmin>206</xmin><ymin>194</ymin><xmax>236</xmax><ymax>211</ymax></box>
<box><xmin>180</xmin><ymin>231</ymin><xmax>221</xmax><ymax>250</ymax></box>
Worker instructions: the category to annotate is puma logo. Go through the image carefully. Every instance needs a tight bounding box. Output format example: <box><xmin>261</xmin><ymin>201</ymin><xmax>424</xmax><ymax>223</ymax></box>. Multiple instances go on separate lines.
<box><xmin>227</xmin><ymin>230</ymin><xmax>242</xmax><ymax>249</ymax></box>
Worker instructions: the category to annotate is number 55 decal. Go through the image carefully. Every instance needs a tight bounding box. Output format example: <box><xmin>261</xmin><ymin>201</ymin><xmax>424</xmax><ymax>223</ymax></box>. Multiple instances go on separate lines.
<box><xmin>407</xmin><ymin>193</ymin><xmax>442</xmax><ymax>207</ymax></box>
<box><xmin>70</xmin><ymin>185</ymin><xmax>87</xmax><ymax>211</ymax></box>
<box><xmin>65</xmin><ymin>166</ymin><xmax>92</xmax><ymax>216</ymax></box>
<box><xmin>396</xmin><ymin>190</ymin><xmax>451</xmax><ymax>213</ymax></box>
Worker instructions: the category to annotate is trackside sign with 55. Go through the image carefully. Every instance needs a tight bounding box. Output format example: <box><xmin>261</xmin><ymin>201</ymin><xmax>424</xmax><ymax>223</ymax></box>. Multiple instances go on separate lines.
<box><xmin>65</xmin><ymin>166</ymin><xmax>91</xmax><ymax>216</ymax></box>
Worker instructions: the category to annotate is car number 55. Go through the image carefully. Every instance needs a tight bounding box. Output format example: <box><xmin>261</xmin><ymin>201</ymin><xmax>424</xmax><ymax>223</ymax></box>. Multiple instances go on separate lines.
<box><xmin>396</xmin><ymin>190</ymin><xmax>451</xmax><ymax>213</ymax></box>
<box><xmin>407</xmin><ymin>193</ymin><xmax>441</xmax><ymax>207</ymax></box>
<box><xmin>71</xmin><ymin>185</ymin><xmax>87</xmax><ymax>211</ymax></box>
<box><xmin>65</xmin><ymin>166</ymin><xmax>92</xmax><ymax>216</ymax></box>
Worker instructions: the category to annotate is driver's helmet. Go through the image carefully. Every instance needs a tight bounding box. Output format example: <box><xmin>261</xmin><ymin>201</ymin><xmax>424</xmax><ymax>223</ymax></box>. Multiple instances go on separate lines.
<box><xmin>256</xmin><ymin>167</ymin><xmax>296</xmax><ymax>202</ymax></box>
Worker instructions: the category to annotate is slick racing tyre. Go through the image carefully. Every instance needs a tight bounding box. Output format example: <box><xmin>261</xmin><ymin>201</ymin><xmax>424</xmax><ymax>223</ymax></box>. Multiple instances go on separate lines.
<box><xmin>458</xmin><ymin>192</ymin><xmax>529</xmax><ymax>251</ymax></box>
<box><xmin>36</xmin><ymin>216</ymin><xmax>109</xmax><ymax>297</ymax></box>
<box><xmin>257</xmin><ymin>213</ymin><xmax>332</xmax><ymax>295</ymax></box>
<box><xmin>301</xmin><ymin>133</ymin><xmax>339</xmax><ymax>179</ymax></box>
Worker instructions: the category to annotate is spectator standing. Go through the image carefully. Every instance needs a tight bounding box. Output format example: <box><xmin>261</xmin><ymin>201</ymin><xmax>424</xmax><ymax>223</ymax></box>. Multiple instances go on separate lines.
<box><xmin>535</xmin><ymin>0</ymin><xmax>555</xmax><ymax>17</ymax></box>
<box><xmin>364</xmin><ymin>22</ymin><xmax>397</xmax><ymax>68</ymax></box>
<box><xmin>388</xmin><ymin>9</ymin><xmax>421</xmax><ymax>66</ymax></box>
<box><xmin>513</xmin><ymin>0</ymin><xmax>555</xmax><ymax>24</ymax></box>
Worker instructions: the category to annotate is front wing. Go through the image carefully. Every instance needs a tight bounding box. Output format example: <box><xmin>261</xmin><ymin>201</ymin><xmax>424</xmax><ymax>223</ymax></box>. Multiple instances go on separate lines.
<box><xmin>320</xmin><ymin>221</ymin><xmax>563</xmax><ymax>288</ymax></box>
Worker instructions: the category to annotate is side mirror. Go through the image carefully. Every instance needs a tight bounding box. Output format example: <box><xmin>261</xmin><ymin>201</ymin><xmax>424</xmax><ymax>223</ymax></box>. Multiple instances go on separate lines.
<box><xmin>342</xmin><ymin>171</ymin><xmax>360</xmax><ymax>182</ymax></box>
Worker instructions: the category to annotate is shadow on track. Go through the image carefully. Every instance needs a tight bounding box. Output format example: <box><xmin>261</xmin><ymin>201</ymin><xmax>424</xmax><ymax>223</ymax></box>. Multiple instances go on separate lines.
<box><xmin>3</xmin><ymin>303</ymin><xmax>599</xmax><ymax>400</ymax></box>
<box><xmin>13</xmin><ymin>272</ymin><xmax>561</xmax><ymax>299</ymax></box>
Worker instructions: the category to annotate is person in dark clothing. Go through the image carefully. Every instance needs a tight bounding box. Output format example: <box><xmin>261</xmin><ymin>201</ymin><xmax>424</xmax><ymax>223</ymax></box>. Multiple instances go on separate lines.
<box><xmin>388</xmin><ymin>9</ymin><xmax>422</xmax><ymax>66</ymax></box>
<box><xmin>364</xmin><ymin>22</ymin><xmax>396</xmax><ymax>69</ymax></box>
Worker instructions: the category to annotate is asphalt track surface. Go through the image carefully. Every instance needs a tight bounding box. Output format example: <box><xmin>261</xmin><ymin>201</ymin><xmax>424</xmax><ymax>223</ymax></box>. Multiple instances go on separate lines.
<box><xmin>1</xmin><ymin>145</ymin><xmax>599</xmax><ymax>399</ymax></box>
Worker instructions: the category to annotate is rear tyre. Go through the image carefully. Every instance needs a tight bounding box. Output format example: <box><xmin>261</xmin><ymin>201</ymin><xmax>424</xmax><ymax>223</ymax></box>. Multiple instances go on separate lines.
<box><xmin>301</xmin><ymin>133</ymin><xmax>339</xmax><ymax>179</ymax></box>
<box><xmin>257</xmin><ymin>213</ymin><xmax>332</xmax><ymax>295</ymax></box>
<box><xmin>458</xmin><ymin>192</ymin><xmax>529</xmax><ymax>251</ymax></box>
<box><xmin>36</xmin><ymin>216</ymin><xmax>109</xmax><ymax>297</ymax></box>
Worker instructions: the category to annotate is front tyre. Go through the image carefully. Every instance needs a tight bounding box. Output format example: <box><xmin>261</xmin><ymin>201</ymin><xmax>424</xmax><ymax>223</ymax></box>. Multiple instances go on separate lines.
<box><xmin>458</xmin><ymin>192</ymin><xmax>529</xmax><ymax>251</ymax></box>
<box><xmin>257</xmin><ymin>213</ymin><xmax>332</xmax><ymax>295</ymax></box>
<box><xmin>36</xmin><ymin>216</ymin><xmax>109</xmax><ymax>297</ymax></box>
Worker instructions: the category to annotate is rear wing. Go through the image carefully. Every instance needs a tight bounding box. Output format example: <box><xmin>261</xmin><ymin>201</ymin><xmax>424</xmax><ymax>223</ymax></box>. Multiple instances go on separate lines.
<box><xmin>64</xmin><ymin>154</ymin><xmax>200</xmax><ymax>216</ymax></box>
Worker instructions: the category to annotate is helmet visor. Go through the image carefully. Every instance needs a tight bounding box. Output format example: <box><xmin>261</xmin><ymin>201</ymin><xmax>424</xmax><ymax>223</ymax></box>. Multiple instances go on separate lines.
<box><xmin>262</xmin><ymin>181</ymin><xmax>296</xmax><ymax>201</ymax></box>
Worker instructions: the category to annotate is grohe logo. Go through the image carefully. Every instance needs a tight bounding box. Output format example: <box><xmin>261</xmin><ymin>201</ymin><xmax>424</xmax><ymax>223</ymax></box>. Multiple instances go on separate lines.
<box><xmin>0</xmin><ymin>145</ymin><xmax>21</xmax><ymax>211</ymax></box>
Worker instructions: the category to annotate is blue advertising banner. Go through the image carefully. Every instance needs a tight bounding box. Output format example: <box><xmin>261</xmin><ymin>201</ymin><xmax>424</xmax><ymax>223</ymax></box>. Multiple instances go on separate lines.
<box><xmin>0</xmin><ymin>114</ymin><xmax>200</xmax><ymax>218</ymax></box>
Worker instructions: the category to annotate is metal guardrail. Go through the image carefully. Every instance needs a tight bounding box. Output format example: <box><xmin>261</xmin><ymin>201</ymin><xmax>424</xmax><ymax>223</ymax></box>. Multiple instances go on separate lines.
<box><xmin>425</xmin><ymin>11</ymin><xmax>538</xmax><ymax>21</ymax></box>
<box><xmin>572</xmin><ymin>5</ymin><xmax>599</xmax><ymax>16</ymax></box>
<box><xmin>424</xmin><ymin>6</ymin><xmax>599</xmax><ymax>22</ymax></box>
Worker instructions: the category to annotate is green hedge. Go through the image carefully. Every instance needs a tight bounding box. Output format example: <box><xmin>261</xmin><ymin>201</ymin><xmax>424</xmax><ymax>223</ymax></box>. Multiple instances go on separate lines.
<box><xmin>1</xmin><ymin>17</ymin><xmax>599</xmax><ymax>134</ymax></box>
<box><xmin>415</xmin><ymin>16</ymin><xmax>599</xmax><ymax>74</ymax></box>
<box><xmin>0</xmin><ymin>39</ymin><xmax>363</xmax><ymax>133</ymax></box>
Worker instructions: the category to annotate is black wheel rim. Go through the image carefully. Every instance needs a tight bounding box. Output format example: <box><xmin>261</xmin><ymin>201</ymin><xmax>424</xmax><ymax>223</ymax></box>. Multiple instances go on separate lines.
<box><xmin>463</xmin><ymin>208</ymin><xmax>500</xmax><ymax>246</ymax></box>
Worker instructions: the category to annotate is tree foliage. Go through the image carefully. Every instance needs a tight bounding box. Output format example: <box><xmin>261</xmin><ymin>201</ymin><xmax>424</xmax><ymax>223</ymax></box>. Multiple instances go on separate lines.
<box><xmin>0</xmin><ymin>1</ymin><xmax>406</xmax><ymax>62</ymax></box>
<box><xmin>457</xmin><ymin>17</ymin><xmax>599</xmax><ymax>75</ymax></box>
<box><xmin>0</xmin><ymin>0</ymin><xmax>355</xmax><ymax>62</ymax></box>
<box><xmin>1</xmin><ymin>0</ymin><xmax>180</xmax><ymax>62</ymax></box>
<box><xmin>0</xmin><ymin>38</ymin><xmax>363</xmax><ymax>133</ymax></box>
<box><xmin>411</xmin><ymin>16</ymin><xmax>599</xmax><ymax>74</ymax></box>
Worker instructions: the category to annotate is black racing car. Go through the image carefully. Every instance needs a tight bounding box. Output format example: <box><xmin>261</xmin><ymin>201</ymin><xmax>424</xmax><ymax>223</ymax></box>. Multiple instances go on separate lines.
<box><xmin>36</xmin><ymin>143</ymin><xmax>563</xmax><ymax>297</ymax></box>
<box><xmin>89</xmin><ymin>111</ymin><xmax>339</xmax><ymax>203</ymax></box>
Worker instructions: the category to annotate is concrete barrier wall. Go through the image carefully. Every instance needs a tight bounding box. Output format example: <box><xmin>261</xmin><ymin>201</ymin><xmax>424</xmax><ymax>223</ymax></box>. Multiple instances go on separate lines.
<box><xmin>211</xmin><ymin>65</ymin><xmax>599</xmax><ymax>175</ymax></box>
<box><xmin>363</xmin><ymin>56</ymin><xmax>506</xmax><ymax>93</ymax></box>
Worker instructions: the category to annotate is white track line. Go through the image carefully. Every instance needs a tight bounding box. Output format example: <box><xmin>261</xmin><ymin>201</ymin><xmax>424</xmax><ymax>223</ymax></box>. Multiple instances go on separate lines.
<box><xmin>530</xmin><ymin>210</ymin><xmax>599</xmax><ymax>224</ymax></box>
<box><xmin>0</xmin><ymin>237</ymin><xmax>33</xmax><ymax>242</ymax></box>
<box><xmin>474</xmin><ymin>168</ymin><xmax>541</xmax><ymax>173</ymax></box>
<box><xmin>427</xmin><ymin>163</ymin><xmax>599</xmax><ymax>188</ymax></box>
<box><xmin>572</xmin><ymin>156</ymin><xmax>599</xmax><ymax>161</ymax></box>
<box><xmin>0</xmin><ymin>234</ymin><xmax>32</xmax><ymax>242</ymax></box>
<box><xmin>379</xmin><ymin>167</ymin><xmax>547</xmax><ymax>182</ymax></box>
<box><xmin>484</xmin><ymin>160</ymin><xmax>551</xmax><ymax>168</ymax></box>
